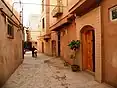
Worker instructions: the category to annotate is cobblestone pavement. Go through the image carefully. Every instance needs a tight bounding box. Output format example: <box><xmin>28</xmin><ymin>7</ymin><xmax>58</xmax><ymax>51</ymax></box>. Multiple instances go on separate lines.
<box><xmin>2</xmin><ymin>52</ymin><xmax>114</xmax><ymax>88</ymax></box>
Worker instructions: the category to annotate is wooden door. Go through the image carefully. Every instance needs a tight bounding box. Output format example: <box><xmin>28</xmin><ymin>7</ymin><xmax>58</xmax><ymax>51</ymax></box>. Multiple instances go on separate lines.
<box><xmin>52</xmin><ymin>40</ymin><xmax>56</xmax><ymax>56</ymax></box>
<box><xmin>82</xmin><ymin>30</ymin><xmax>95</xmax><ymax>72</ymax></box>
<box><xmin>58</xmin><ymin>31</ymin><xmax>61</xmax><ymax>56</ymax></box>
<box><xmin>42</xmin><ymin>42</ymin><xmax>44</xmax><ymax>53</ymax></box>
<box><xmin>86</xmin><ymin>30</ymin><xmax>93</xmax><ymax>71</ymax></box>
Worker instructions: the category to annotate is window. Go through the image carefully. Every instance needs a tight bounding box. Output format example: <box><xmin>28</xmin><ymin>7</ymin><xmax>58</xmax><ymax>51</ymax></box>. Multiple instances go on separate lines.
<box><xmin>42</xmin><ymin>18</ymin><xmax>45</xmax><ymax>29</ymax></box>
<box><xmin>7</xmin><ymin>19</ymin><xmax>14</xmax><ymax>39</ymax></box>
<box><xmin>42</xmin><ymin>0</ymin><xmax>44</xmax><ymax>12</ymax></box>
<box><xmin>57</xmin><ymin>0</ymin><xmax>62</xmax><ymax>6</ymax></box>
<box><xmin>110</xmin><ymin>5</ymin><xmax>117</xmax><ymax>21</ymax></box>
<box><xmin>61</xmin><ymin>30</ymin><xmax>67</xmax><ymax>36</ymax></box>
<box><xmin>1</xmin><ymin>13</ymin><xmax>6</xmax><ymax>23</ymax></box>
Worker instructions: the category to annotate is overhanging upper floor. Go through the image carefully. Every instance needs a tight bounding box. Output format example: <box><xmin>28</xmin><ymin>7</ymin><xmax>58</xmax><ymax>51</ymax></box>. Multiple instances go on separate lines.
<box><xmin>49</xmin><ymin>0</ymin><xmax>102</xmax><ymax>31</ymax></box>
<box><xmin>49</xmin><ymin>14</ymin><xmax>75</xmax><ymax>31</ymax></box>
<box><xmin>69</xmin><ymin>0</ymin><xmax>102</xmax><ymax>16</ymax></box>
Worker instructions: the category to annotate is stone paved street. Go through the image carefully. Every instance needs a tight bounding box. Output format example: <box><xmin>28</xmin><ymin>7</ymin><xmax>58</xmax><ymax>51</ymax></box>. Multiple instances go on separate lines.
<box><xmin>2</xmin><ymin>52</ymin><xmax>114</xmax><ymax>88</ymax></box>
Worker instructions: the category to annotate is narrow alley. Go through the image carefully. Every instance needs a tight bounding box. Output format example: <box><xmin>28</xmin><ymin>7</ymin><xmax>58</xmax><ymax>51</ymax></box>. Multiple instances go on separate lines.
<box><xmin>1</xmin><ymin>0</ymin><xmax>117</xmax><ymax>87</ymax></box>
<box><xmin>2</xmin><ymin>52</ymin><xmax>113</xmax><ymax>88</ymax></box>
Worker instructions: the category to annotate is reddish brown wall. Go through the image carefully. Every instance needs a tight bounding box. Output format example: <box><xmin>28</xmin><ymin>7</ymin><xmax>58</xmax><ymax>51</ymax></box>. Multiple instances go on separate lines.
<box><xmin>75</xmin><ymin>7</ymin><xmax>102</xmax><ymax>82</ymax></box>
<box><xmin>101</xmin><ymin>0</ymin><xmax>117</xmax><ymax>87</ymax></box>
<box><xmin>60</xmin><ymin>21</ymin><xmax>77</xmax><ymax>64</ymax></box>
<box><xmin>0</xmin><ymin>1</ymin><xmax>23</xmax><ymax>87</ymax></box>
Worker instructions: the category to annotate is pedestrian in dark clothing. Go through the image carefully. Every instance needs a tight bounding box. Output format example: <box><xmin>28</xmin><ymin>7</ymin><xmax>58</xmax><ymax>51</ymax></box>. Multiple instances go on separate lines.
<box><xmin>32</xmin><ymin>46</ymin><xmax>37</xmax><ymax>57</ymax></box>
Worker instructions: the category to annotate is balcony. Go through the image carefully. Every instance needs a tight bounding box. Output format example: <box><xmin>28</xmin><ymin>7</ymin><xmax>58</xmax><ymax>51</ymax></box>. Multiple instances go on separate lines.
<box><xmin>69</xmin><ymin>0</ymin><xmax>101</xmax><ymax>16</ymax></box>
<box><xmin>44</xmin><ymin>34</ymin><xmax>51</xmax><ymax>42</ymax></box>
<box><xmin>51</xmin><ymin>5</ymin><xmax>63</xmax><ymax>17</ymax></box>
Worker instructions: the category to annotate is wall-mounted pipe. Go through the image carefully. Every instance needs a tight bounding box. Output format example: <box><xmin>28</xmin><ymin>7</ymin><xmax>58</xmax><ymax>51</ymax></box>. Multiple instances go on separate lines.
<box><xmin>1</xmin><ymin>0</ymin><xmax>21</xmax><ymax>25</ymax></box>
<box><xmin>0</xmin><ymin>9</ymin><xmax>20</xmax><ymax>28</ymax></box>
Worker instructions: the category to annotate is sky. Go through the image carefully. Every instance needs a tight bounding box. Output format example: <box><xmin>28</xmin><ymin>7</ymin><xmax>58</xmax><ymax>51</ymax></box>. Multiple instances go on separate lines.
<box><xmin>13</xmin><ymin>0</ymin><xmax>42</xmax><ymax>26</ymax></box>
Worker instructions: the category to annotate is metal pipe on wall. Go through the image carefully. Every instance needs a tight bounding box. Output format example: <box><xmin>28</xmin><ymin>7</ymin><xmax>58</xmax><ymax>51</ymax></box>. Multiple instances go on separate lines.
<box><xmin>1</xmin><ymin>0</ymin><xmax>21</xmax><ymax>25</ymax></box>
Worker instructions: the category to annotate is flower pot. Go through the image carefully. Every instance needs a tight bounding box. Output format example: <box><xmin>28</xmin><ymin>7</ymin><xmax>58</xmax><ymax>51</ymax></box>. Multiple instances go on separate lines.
<box><xmin>71</xmin><ymin>65</ymin><xmax>80</xmax><ymax>72</ymax></box>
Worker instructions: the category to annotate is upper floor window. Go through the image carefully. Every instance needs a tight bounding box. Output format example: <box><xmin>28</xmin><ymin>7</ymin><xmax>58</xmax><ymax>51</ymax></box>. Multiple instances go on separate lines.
<box><xmin>110</xmin><ymin>5</ymin><xmax>117</xmax><ymax>21</ymax></box>
<box><xmin>57</xmin><ymin>0</ymin><xmax>62</xmax><ymax>5</ymax></box>
<box><xmin>7</xmin><ymin>19</ymin><xmax>14</xmax><ymax>39</ymax></box>
<box><xmin>42</xmin><ymin>0</ymin><xmax>44</xmax><ymax>12</ymax></box>
<box><xmin>1</xmin><ymin>13</ymin><xmax>6</xmax><ymax>24</ymax></box>
<box><xmin>42</xmin><ymin>18</ymin><xmax>45</xmax><ymax>29</ymax></box>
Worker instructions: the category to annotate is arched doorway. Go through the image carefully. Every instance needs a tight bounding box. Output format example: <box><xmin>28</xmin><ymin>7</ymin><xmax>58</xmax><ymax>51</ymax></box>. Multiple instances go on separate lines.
<box><xmin>52</xmin><ymin>40</ymin><xmax>56</xmax><ymax>56</ymax></box>
<box><xmin>81</xmin><ymin>25</ymin><xmax>95</xmax><ymax>72</ymax></box>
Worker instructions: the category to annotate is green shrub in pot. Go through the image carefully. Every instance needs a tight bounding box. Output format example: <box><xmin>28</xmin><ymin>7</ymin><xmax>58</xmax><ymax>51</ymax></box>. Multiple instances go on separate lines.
<box><xmin>68</xmin><ymin>40</ymin><xmax>80</xmax><ymax>72</ymax></box>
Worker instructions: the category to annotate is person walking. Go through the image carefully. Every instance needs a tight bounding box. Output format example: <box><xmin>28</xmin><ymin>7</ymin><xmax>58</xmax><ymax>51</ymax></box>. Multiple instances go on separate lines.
<box><xmin>32</xmin><ymin>46</ymin><xmax>37</xmax><ymax>57</ymax></box>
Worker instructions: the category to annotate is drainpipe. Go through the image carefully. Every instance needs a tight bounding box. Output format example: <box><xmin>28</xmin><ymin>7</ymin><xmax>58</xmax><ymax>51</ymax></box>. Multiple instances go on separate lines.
<box><xmin>66</xmin><ymin>0</ymin><xmax>68</xmax><ymax>6</ymax></box>
<box><xmin>1</xmin><ymin>0</ymin><xmax>21</xmax><ymax>26</ymax></box>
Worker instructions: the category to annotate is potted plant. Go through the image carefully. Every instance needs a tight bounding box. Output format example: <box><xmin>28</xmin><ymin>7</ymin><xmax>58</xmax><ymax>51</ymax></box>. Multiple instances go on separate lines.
<box><xmin>68</xmin><ymin>40</ymin><xmax>80</xmax><ymax>72</ymax></box>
